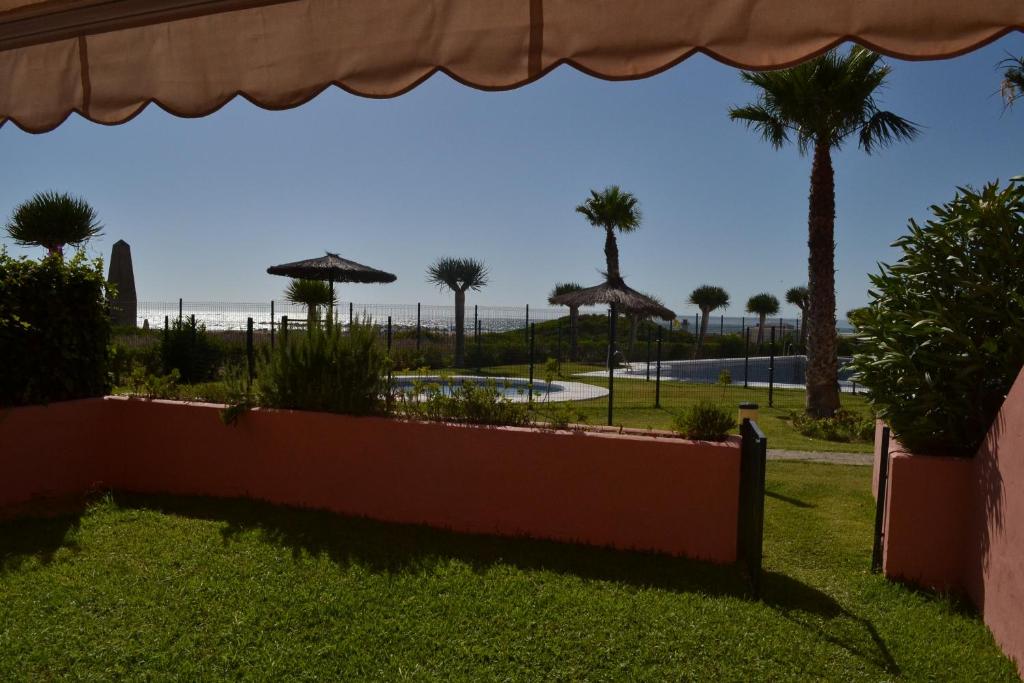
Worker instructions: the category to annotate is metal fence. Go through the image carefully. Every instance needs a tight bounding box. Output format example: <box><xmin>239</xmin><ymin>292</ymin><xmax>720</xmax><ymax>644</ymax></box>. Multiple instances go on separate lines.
<box><xmin>115</xmin><ymin>300</ymin><xmax>863</xmax><ymax>424</ymax></box>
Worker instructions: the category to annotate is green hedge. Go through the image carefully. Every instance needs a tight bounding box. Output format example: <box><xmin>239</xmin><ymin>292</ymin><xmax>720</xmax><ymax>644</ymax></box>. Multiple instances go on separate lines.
<box><xmin>852</xmin><ymin>180</ymin><xmax>1024</xmax><ymax>456</ymax></box>
<box><xmin>0</xmin><ymin>250</ymin><xmax>110</xmax><ymax>406</ymax></box>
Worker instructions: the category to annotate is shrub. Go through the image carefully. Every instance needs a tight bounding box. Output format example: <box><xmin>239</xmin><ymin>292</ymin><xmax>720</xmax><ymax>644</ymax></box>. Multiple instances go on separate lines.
<box><xmin>717</xmin><ymin>369</ymin><xmax>732</xmax><ymax>386</ymax></box>
<box><xmin>0</xmin><ymin>250</ymin><xmax>110</xmax><ymax>406</ymax></box>
<box><xmin>673</xmin><ymin>401</ymin><xmax>736</xmax><ymax>441</ymax></box>
<box><xmin>851</xmin><ymin>180</ymin><xmax>1024</xmax><ymax>456</ymax></box>
<box><xmin>394</xmin><ymin>375</ymin><xmax>532</xmax><ymax>426</ymax></box>
<box><xmin>790</xmin><ymin>410</ymin><xmax>874</xmax><ymax>443</ymax></box>
<box><xmin>258</xmin><ymin>320</ymin><xmax>390</xmax><ymax>416</ymax></box>
<box><xmin>160</xmin><ymin>316</ymin><xmax>224</xmax><ymax>383</ymax></box>
<box><xmin>537</xmin><ymin>402</ymin><xmax>588</xmax><ymax>430</ymax></box>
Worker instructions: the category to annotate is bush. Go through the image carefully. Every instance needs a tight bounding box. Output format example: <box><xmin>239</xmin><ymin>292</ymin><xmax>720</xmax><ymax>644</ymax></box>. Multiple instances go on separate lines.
<box><xmin>160</xmin><ymin>316</ymin><xmax>223</xmax><ymax>383</ymax></box>
<box><xmin>394</xmin><ymin>375</ymin><xmax>533</xmax><ymax>426</ymax></box>
<box><xmin>258</xmin><ymin>321</ymin><xmax>390</xmax><ymax>416</ymax></box>
<box><xmin>790</xmin><ymin>410</ymin><xmax>874</xmax><ymax>443</ymax></box>
<box><xmin>672</xmin><ymin>401</ymin><xmax>736</xmax><ymax>441</ymax></box>
<box><xmin>717</xmin><ymin>369</ymin><xmax>732</xmax><ymax>386</ymax></box>
<box><xmin>851</xmin><ymin>180</ymin><xmax>1024</xmax><ymax>456</ymax></box>
<box><xmin>0</xmin><ymin>250</ymin><xmax>110</xmax><ymax>406</ymax></box>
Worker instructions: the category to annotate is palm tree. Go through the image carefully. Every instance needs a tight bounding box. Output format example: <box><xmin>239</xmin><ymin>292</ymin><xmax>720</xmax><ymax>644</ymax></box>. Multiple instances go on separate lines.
<box><xmin>1001</xmin><ymin>56</ymin><xmax>1024</xmax><ymax>107</ymax></box>
<box><xmin>746</xmin><ymin>293</ymin><xmax>779</xmax><ymax>345</ymax></box>
<box><xmin>785</xmin><ymin>285</ymin><xmax>810</xmax><ymax>347</ymax></box>
<box><xmin>688</xmin><ymin>285</ymin><xmax>730</xmax><ymax>349</ymax></box>
<box><xmin>549</xmin><ymin>282</ymin><xmax>584</xmax><ymax>360</ymax></box>
<box><xmin>730</xmin><ymin>47</ymin><xmax>919</xmax><ymax>417</ymax></box>
<box><xmin>5</xmin><ymin>191</ymin><xmax>102</xmax><ymax>257</ymax></box>
<box><xmin>575</xmin><ymin>186</ymin><xmax>641</xmax><ymax>285</ymax></box>
<box><xmin>284</xmin><ymin>279</ymin><xmax>335</xmax><ymax>331</ymax></box>
<box><xmin>427</xmin><ymin>257</ymin><xmax>489</xmax><ymax>367</ymax></box>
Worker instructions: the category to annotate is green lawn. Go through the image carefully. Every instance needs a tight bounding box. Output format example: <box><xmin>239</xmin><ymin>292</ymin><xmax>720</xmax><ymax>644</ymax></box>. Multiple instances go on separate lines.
<box><xmin>0</xmin><ymin>462</ymin><xmax>1014</xmax><ymax>680</ymax></box>
<box><xmin>474</xmin><ymin>363</ymin><xmax>874</xmax><ymax>453</ymax></box>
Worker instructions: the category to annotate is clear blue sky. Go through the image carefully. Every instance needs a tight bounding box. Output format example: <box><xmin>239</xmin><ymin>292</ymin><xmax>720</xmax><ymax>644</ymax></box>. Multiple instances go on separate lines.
<box><xmin>2</xmin><ymin>36</ymin><xmax>1022</xmax><ymax>319</ymax></box>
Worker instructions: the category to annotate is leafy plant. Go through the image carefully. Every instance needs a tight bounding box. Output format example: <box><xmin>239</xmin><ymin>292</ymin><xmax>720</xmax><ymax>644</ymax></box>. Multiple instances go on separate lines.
<box><xmin>259</xmin><ymin>319</ymin><xmax>390</xmax><ymax>416</ymax></box>
<box><xmin>673</xmin><ymin>401</ymin><xmax>736</xmax><ymax>441</ymax></box>
<box><xmin>0</xmin><ymin>249</ymin><xmax>110</xmax><ymax>406</ymax></box>
<box><xmin>851</xmin><ymin>180</ymin><xmax>1024</xmax><ymax>456</ymax></box>
<box><xmin>160</xmin><ymin>315</ymin><xmax>222</xmax><ymax>384</ymax></box>
<box><xmin>394</xmin><ymin>375</ymin><xmax>532</xmax><ymax>427</ymax></box>
<box><xmin>717</xmin><ymin>369</ymin><xmax>732</xmax><ymax>386</ymax></box>
<box><xmin>284</xmin><ymin>279</ymin><xmax>336</xmax><ymax>331</ymax></box>
<box><xmin>5</xmin><ymin>191</ymin><xmax>103</xmax><ymax>257</ymax></box>
<box><xmin>790</xmin><ymin>410</ymin><xmax>874</xmax><ymax>443</ymax></box>
<box><xmin>539</xmin><ymin>402</ymin><xmax>588</xmax><ymax>430</ymax></box>
<box><xmin>126</xmin><ymin>367</ymin><xmax>181</xmax><ymax>400</ymax></box>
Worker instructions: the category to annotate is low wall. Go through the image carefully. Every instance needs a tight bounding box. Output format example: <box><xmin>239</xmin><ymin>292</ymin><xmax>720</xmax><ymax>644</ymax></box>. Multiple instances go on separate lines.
<box><xmin>0</xmin><ymin>397</ymin><xmax>741</xmax><ymax>562</ymax></box>
<box><xmin>877</xmin><ymin>368</ymin><xmax>1024</xmax><ymax>677</ymax></box>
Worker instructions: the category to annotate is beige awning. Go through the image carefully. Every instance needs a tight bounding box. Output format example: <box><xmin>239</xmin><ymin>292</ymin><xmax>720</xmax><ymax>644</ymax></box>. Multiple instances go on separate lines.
<box><xmin>1</xmin><ymin>0</ymin><xmax>1022</xmax><ymax>133</ymax></box>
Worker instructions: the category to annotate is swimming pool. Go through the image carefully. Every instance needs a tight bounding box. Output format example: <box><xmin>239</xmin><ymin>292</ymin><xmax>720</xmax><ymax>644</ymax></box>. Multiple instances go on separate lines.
<box><xmin>577</xmin><ymin>355</ymin><xmax>859</xmax><ymax>391</ymax></box>
<box><xmin>392</xmin><ymin>375</ymin><xmax>609</xmax><ymax>403</ymax></box>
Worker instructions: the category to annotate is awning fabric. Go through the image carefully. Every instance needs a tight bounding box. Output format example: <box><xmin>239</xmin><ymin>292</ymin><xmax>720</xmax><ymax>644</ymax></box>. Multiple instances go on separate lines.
<box><xmin>1</xmin><ymin>0</ymin><xmax>1022</xmax><ymax>133</ymax></box>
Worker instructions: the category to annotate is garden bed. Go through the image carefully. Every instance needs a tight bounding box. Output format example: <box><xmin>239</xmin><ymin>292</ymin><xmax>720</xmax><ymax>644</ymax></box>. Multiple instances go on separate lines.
<box><xmin>1</xmin><ymin>397</ymin><xmax>742</xmax><ymax>562</ymax></box>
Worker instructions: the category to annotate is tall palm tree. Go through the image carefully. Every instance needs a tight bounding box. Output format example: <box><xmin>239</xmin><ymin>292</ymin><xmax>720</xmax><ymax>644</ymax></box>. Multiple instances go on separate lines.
<box><xmin>688</xmin><ymin>285</ymin><xmax>730</xmax><ymax>349</ymax></box>
<box><xmin>5</xmin><ymin>191</ymin><xmax>102</xmax><ymax>257</ymax></box>
<box><xmin>785</xmin><ymin>285</ymin><xmax>810</xmax><ymax>346</ymax></box>
<box><xmin>746</xmin><ymin>293</ymin><xmax>779</xmax><ymax>345</ymax></box>
<box><xmin>285</xmin><ymin>279</ymin><xmax>335</xmax><ymax>331</ymax></box>
<box><xmin>427</xmin><ymin>257</ymin><xmax>489</xmax><ymax>367</ymax></box>
<box><xmin>730</xmin><ymin>47</ymin><xmax>919</xmax><ymax>417</ymax></box>
<box><xmin>1001</xmin><ymin>56</ymin><xmax>1024</xmax><ymax>107</ymax></box>
<box><xmin>549</xmin><ymin>282</ymin><xmax>584</xmax><ymax>360</ymax></box>
<box><xmin>575</xmin><ymin>186</ymin><xmax>641</xmax><ymax>285</ymax></box>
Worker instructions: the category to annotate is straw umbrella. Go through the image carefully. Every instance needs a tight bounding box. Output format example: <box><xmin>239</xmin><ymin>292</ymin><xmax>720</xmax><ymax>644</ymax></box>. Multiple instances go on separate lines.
<box><xmin>267</xmin><ymin>252</ymin><xmax>397</xmax><ymax>327</ymax></box>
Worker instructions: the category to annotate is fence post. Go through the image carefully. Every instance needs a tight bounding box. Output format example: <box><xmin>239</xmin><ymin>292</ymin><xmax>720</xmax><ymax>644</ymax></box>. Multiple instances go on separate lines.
<box><xmin>178</xmin><ymin>298</ymin><xmax>183</xmax><ymax>322</ymax></box>
<box><xmin>476</xmin><ymin>319</ymin><xmax>483</xmax><ymax>371</ymax></box>
<box><xmin>694</xmin><ymin>312</ymin><xmax>699</xmax><ymax>331</ymax></box>
<box><xmin>738</xmin><ymin>419</ymin><xmax>767</xmax><ymax>596</ymax></box>
<box><xmin>387</xmin><ymin>315</ymin><xmax>392</xmax><ymax>352</ymax></box>
<box><xmin>655</xmin><ymin>326</ymin><xmax>662</xmax><ymax>408</ymax></box>
<box><xmin>645</xmin><ymin>329</ymin><xmax>652</xmax><ymax>381</ymax></box>
<box><xmin>528</xmin><ymin>322</ymin><xmax>536</xmax><ymax>405</ymax></box>
<box><xmin>872</xmin><ymin>426</ymin><xmax>892</xmax><ymax>573</ymax></box>
<box><xmin>525</xmin><ymin>304</ymin><xmax>530</xmax><ymax>345</ymax></box>
<box><xmin>281</xmin><ymin>316</ymin><xmax>288</xmax><ymax>345</ymax></box>
<box><xmin>744</xmin><ymin>327</ymin><xmax>750</xmax><ymax>389</ymax></box>
<box><xmin>270</xmin><ymin>300</ymin><xmax>275</xmax><ymax>349</ymax></box>
<box><xmin>416</xmin><ymin>303</ymin><xmax>421</xmax><ymax>351</ymax></box>
<box><xmin>474</xmin><ymin>304</ymin><xmax>479</xmax><ymax>367</ymax></box>
<box><xmin>189</xmin><ymin>314</ymin><xmax>197</xmax><ymax>379</ymax></box>
<box><xmin>669</xmin><ymin>319</ymin><xmax>674</xmax><ymax>334</ymax></box>
<box><xmin>246</xmin><ymin>317</ymin><xmax>254</xmax><ymax>388</ymax></box>
<box><xmin>349</xmin><ymin>302</ymin><xmax>353</xmax><ymax>327</ymax></box>
<box><xmin>607</xmin><ymin>305</ymin><xmax>617</xmax><ymax>426</ymax></box>
<box><xmin>768</xmin><ymin>326</ymin><xmax>776</xmax><ymax>408</ymax></box>
<box><xmin>556</xmin><ymin>318</ymin><xmax>562</xmax><ymax>370</ymax></box>
<box><xmin>720</xmin><ymin>314</ymin><xmax>724</xmax><ymax>336</ymax></box>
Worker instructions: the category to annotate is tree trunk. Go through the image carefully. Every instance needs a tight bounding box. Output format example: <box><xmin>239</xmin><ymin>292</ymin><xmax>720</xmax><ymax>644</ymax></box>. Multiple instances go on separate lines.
<box><xmin>697</xmin><ymin>308</ymin><xmax>710</xmax><ymax>348</ymax></box>
<box><xmin>306</xmin><ymin>305</ymin><xmax>317</xmax><ymax>332</ymax></box>
<box><xmin>799</xmin><ymin>308</ymin><xmax>808</xmax><ymax>347</ymax></box>
<box><xmin>569</xmin><ymin>306</ymin><xmax>579</xmax><ymax>360</ymax></box>
<box><xmin>454</xmin><ymin>289</ymin><xmax>466</xmax><ymax>367</ymax></box>
<box><xmin>805</xmin><ymin>140</ymin><xmax>840</xmax><ymax>417</ymax></box>
<box><xmin>604</xmin><ymin>227</ymin><xmax>621</xmax><ymax>284</ymax></box>
<box><xmin>757</xmin><ymin>313</ymin><xmax>766</xmax><ymax>345</ymax></box>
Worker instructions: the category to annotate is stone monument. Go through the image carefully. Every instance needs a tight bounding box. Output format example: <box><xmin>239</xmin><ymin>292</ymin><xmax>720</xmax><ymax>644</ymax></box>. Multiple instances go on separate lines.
<box><xmin>107</xmin><ymin>240</ymin><xmax>137</xmax><ymax>327</ymax></box>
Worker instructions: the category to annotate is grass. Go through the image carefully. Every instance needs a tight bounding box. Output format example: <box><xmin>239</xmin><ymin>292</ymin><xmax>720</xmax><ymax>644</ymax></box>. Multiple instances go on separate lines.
<box><xmin>0</xmin><ymin>462</ymin><xmax>1014</xmax><ymax>679</ymax></box>
<box><xmin>477</xmin><ymin>363</ymin><xmax>874</xmax><ymax>453</ymax></box>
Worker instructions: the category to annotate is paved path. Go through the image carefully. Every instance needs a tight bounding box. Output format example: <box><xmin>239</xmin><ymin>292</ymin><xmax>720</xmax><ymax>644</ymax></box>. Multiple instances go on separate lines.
<box><xmin>768</xmin><ymin>449</ymin><xmax>873</xmax><ymax>466</ymax></box>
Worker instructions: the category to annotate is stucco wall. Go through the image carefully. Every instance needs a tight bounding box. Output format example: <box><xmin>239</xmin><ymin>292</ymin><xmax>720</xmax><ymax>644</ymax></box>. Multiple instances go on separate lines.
<box><xmin>1</xmin><ymin>397</ymin><xmax>742</xmax><ymax>562</ymax></box>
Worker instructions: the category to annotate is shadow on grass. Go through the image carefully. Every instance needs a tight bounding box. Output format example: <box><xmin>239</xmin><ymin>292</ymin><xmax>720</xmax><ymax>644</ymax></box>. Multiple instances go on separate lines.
<box><xmin>0</xmin><ymin>513</ymin><xmax>81</xmax><ymax>575</ymax></box>
<box><xmin>765</xmin><ymin>490</ymin><xmax>815</xmax><ymax>509</ymax></box>
<box><xmin>1</xmin><ymin>492</ymin><xmax>900</xmax><ymax>676</ymax></box>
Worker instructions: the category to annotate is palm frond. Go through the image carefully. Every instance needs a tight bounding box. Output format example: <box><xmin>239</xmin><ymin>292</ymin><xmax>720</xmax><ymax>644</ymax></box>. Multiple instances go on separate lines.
<box><xmin>5</xmin><ymin>191</ymin><xmax>102</xmax><ymax>254</ymax></box>
<box><xmin>426</xmin><ymin>257</ymin><xmax>489</xmax><ymax>292</ymax></box>
<box><xmin>859</xmin><ymin>109</ymin><xmax>921</xmax><ymax>154</ymax></box>
<box><xmin>746</xmin><ymin>292</ymin><xmax>780</xmax><ymax>316</ymax></box>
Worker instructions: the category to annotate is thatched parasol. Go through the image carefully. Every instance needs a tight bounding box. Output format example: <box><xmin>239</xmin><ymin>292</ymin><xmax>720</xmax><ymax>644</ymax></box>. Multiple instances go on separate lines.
<box><xmin>549</xmin><ymin>279</ymin><xmax>675</xmax><ymax>321</ymax></box>
<box><xmin>267</xmin><ymin>252</ymin><xmax>397</xmax><ymax>325</ymax></box>
<box><xmin>267</xmin><ymin>252</ymin><xmax>397</xmax><ymax>285</ymax></box>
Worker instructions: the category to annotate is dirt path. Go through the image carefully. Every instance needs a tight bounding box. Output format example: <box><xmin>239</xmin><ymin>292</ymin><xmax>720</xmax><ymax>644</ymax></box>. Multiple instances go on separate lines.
<box><xmin>767</xmin><ymin>449</ymin><xmax>872</xmax><ymax>466</ymax></box>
